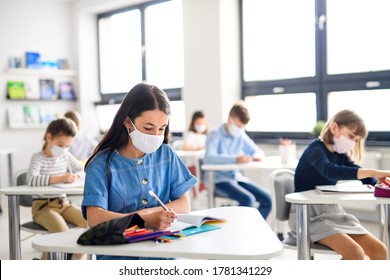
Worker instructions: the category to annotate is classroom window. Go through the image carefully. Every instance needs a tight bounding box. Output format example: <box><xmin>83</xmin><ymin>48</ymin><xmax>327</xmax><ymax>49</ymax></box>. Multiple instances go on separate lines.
<box><xmin>328</xmin><ymin>89</ymin><xmax>390</xmax><ymax>132</ymax></box>
<box><xmin>98</xmin><ymin>10</ymin><xmax>142</xmax><ymax>94</ymax></box>
<box><xmin>241</xmin><ymin>0</ymin><xmax>390</xmax><ymax>144</ymax></box>
<box><xmin>242</xmin><ymin>0</ymin><xmax>315</xmax><ymax>81</ymax></box>
<box><xmin>245</xmin><ymin>93</ymin><xmax>317</xmax><ymax>133</ymax></box>
<box><xmin>97</xmin><ymin>0</ymin><xmax>184</xmax><ymax>102</ymax></box>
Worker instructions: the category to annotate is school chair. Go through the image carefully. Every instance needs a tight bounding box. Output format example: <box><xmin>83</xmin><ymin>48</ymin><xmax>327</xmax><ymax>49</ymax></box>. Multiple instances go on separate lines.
<box><xmin>15</xmin><ymin>170</ymin><xmax>93</xmax><ymax>260</ymax></box>
<box><xmin>15</xmin><ymin>170</ymin><xmax>78</xmax><ymax>241</ymax></box>
<box><xmin>269</xmin><ymin>168</ymin><xmax>339</xmax><ymax>259</ymax></box>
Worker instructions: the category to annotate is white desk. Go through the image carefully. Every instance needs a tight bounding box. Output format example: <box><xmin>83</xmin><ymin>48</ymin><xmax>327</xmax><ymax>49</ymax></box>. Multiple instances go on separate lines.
<box><xmin>0</xmin><ymin>148</ymin><xmax>17</xmax><ymax>213</ymax></box>
<box><xmin>201</xmin><ymin>156</ymin><xmax>297</xmax><ymax>208</ymax></box>
<box><xmin>32</xmin><ymin>206</ymin><xmax>283</xmax><ymax>260</ymax></box>
<box><xmin>0</xmin><ymin>185</ymin><xmax>83</xmax><ymax>260</ymax></box>
<box><xmin>285</xmin><ymin>190</ymin><xmax>390</xmax><ymax>260</ymax></box>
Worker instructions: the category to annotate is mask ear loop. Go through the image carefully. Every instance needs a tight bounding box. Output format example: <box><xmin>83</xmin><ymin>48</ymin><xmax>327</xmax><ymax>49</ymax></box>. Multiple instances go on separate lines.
<box><xmin>127</xmin><ymin>118</ymin><xmax>138</xmax><ymax>132</ymax></box>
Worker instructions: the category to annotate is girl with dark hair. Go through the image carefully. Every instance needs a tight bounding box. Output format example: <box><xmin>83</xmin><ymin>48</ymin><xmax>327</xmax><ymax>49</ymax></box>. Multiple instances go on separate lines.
<box><xmin>82</xmin><ymin>82</ymin><xmax>197</xmax><ymax>260</ymax></box>
<box><xmin>183</xmin><ymin>110</ymin><xmax>208</xmax><ymax>151</ymax></box>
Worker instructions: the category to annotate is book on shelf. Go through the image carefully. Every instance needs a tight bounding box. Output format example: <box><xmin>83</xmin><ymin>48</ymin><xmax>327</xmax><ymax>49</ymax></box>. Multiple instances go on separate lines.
<box><xmin>25</xmin><ymin>51</ymin><xmax>41</xmax><ymax>69</ymax></box>
<box><xmin>39</xmin><ymin>79</ymin><xmax>56</xmax><ymax>100</ymax></box>
<box><xmin>7</xmin><ymin>107</ymin><xmax>25</xmax><ymax>128</ymax></box>
<box><xmin>23</xmin><ymin>105</ymin><xmax>41</xmax><ymax>124</ymax></box>
<box><xmin>40</xmin><ymin>107</ymin><xmax>57</xmax><ymax>124</ymax></box>
<box><xmin>58</xmin><ymin>81</ymin><xmax>76</xmax><ymax>100</ymax></box>
<box><xmin>24</xmin><ymin>78</ymin><xmax>40</xmax><ymax>99</ymax></box>
<box><xmin>7</xmin><ymin>81</ymin><xmax>26</xmax><ymax>99</ymax></box>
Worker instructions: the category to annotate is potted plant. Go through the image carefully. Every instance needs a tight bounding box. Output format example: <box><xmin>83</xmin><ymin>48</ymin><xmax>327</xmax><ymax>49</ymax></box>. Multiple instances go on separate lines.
<box><xmin>312</xmin><ymin>120</ymin><xmax>326</xmax><ymax>137</ymax></box>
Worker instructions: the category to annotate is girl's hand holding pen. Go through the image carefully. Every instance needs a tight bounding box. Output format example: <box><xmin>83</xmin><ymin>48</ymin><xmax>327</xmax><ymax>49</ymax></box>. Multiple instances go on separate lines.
<box><xmin>143</xmin><ymin>209</ymin><xmax>177</xmax><ymax>230</ymax></box>
<box><xmin>61</xmin><ymin>173</ymin><xmax>79</xmax><ymax>183</ymax></box>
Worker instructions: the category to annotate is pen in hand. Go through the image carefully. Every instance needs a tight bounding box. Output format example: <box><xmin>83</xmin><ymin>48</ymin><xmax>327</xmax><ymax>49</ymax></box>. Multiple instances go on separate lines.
<box><xmin>148</xmin><ymin>190</ymin><xmax>169</xmax><ymax>211</ymax></box>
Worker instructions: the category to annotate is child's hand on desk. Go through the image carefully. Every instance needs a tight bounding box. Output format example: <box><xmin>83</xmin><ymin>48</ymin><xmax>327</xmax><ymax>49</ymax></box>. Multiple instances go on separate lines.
<box><xmin>374</xmin><ymin>170</ymin><xmax>390</xmax><ymax>185</ymax></box>
<box><xmin>143</xmin><ymin>209</ymin><xmax>177</xmax><ymax>230</ymax></box>
<box><xmin>383</xmin><ymin>177</ymin><xmax>390</xmax><ymax>187</ymax></box>
<box><xmin>252</xmin><ymin>156</ymin><xmax>262</xmax><ymax>162</ymax></box>
<box><xmin>236</xmin><ymin>154</ymin><xmax>252</xmax><ymax>163</ymax></box>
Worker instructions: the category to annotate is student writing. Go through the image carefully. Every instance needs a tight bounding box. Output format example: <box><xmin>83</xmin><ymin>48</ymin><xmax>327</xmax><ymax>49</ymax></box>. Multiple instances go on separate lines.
<box><xmin>27</xmin><ymin>118</ymin><xmax>88</xmax><ymax>259</ymax></box>
<box><xmin>204</xmin><ymin>100</ymin><xmax>272</xmax><ymax>220</ymax></box>
<box><xmin>290</xmin><ymin>109</ymin><xmax>389</xmax><ymax>260</ymax></box>
<box><xmin>81</xmin><ymin>82</ymin><xmax>197</xmax><ymax>260</ymax></box>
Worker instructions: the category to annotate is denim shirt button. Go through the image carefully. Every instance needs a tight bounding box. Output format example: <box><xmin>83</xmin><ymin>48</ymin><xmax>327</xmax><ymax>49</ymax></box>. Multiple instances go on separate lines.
<box><xmin>141</xmin><ymin>199</ymin><xmax>148</xmax><ymax>205</ymax></box>
<box><xmin>141</xmin><ymin>179</ymin><xmax>148</xmax><ymax>185</ymax></box>
<box><xmin>137</xmin><ymin>159</ymin><xmax>143</xmax><ymax>165</ymax></box>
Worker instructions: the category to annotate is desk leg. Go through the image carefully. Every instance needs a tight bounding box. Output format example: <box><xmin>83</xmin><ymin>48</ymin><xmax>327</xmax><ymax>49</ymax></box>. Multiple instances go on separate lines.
<box><xmin>296</xmin><ymin>204</ymin><xmax>311</xmax><ymax>260</ymax></box>
<box><xmin>206</xmin><ymin>171</ymin><xmax>215</xmax><ymax>208</ymax></box>
<box><xmin>7</xmin><ymin>153</ymin><xmax>14</xmax><ymax>186</ymax></box>
<box><xmin>8</xmin><ymin>195</ymin><xmax>21</xmax><ymax>260</ymax></box>
<box><xmin>379</xmin><ymin>204</ymin><xmax>389</xmax><ymax>260</ymax></box>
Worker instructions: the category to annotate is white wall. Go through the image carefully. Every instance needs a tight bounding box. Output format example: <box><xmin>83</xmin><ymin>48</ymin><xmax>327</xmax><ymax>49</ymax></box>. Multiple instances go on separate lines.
<box><xmin>0</xmin><ymin>0</ymin><xmax>77</xmax><ymax>180</ymax></box>
<box><xmin>182</xmin><ymin>0</ymin><xmax>240</xmax><ymax>130</ymax></box>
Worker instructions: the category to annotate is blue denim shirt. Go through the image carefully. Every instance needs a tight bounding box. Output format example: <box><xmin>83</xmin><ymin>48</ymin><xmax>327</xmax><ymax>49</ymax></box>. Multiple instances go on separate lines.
<box><xmin>82</xmin><ymin>144</ymin><xmax>197</xmax><ymax>219</ymax></box>
<box><xmin>204</xmin><ymin>124</ymin><xmax>265</xmax><ymax>184</ymax></box>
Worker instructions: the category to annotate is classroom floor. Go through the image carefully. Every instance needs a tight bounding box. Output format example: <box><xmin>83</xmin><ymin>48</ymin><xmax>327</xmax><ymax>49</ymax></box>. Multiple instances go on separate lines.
<box><xmin>0</xmin><ymin>194</ymin><xmax>381</xmax><ymax>260</ymax></box>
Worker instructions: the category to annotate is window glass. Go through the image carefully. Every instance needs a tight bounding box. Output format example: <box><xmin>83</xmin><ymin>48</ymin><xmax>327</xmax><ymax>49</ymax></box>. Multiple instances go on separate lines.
<box><xmin>145</xmin><ymin>0</ymin><xmax>184</xmax><ymax>88</ymax></box>
<box><xmin>245</xmin><ymin>93</ymin><xmax>317</xmax><ymax>132</ymax></box>
<box><xmin>327</xmin><ymin>0</ymin><xmax>390</xmax><ymax>74</ymax></box>
<box><xmin>169</xmin><ymin>100</ymin><xmax>185</xmax><ymax>132</ymax></box>
<box><xmin>242</xmin><ymin>0</ymin><xmax>315</xmax><ymax>81</ymax></box>
<box><xmin>95</xmin><ymin>104</ymin><xmax>121</xmax><ymax>133</ymax></box>
<box><xmin>98</xmin><ymin>10</ymin><xmax>142</xmax><ymax>94</ymax></box>
<box><xmin>328</xmin><ymin>89</ymin><xmax>390</xmax><ymax>131</ymax></box>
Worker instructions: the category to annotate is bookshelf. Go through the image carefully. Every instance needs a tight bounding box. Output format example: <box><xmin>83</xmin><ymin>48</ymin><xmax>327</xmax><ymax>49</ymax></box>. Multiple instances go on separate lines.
<box><xmin>6</xmin><ymin>68</ymin><xmax>76</xmax><ymax>77</ymax></box>
<box><xmin>3</xmin><ymin>68</ymin><xmax>78</xmax><ymax>129</ymax></box>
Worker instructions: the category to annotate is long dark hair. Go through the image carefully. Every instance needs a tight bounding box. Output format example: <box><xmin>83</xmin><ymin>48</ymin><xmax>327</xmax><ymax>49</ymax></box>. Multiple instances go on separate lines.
<box><xmin>85</xmin><ymin>82</ymin><xmax>171</xmax><ymax>170</ymax></box>
<box><xmin>188</xmin><ymin>110</ymin><xmax>208</xmax><ymax>133</ymax></box>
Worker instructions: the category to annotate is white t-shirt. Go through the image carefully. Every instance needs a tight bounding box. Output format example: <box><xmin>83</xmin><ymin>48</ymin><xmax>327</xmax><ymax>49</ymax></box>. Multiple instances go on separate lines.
<box><xmin>184</xmin><ymin>131</ymin><xmax>207</xmax><ymax>149</ymax></box>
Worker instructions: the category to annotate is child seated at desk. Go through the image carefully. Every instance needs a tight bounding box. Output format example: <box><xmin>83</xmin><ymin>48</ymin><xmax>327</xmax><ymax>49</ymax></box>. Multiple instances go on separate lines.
<box><xmin>290</xmin><ymin>109</ymin><xmax>389</xmax><ymax>260</ymax></box>
<box><xmin>204</xmin><ymin>100</ymin><xmax>272</xmax><ymax>220</ymax></box>
<box><xmin>81</xmin><ymin>82</ymin><xmax>197</xmax><ymax>260</ymax></box>
<box><xmin>27</xmin><ymin>118</ymin><xmax>88</xmax><ymax>260</ymax></box>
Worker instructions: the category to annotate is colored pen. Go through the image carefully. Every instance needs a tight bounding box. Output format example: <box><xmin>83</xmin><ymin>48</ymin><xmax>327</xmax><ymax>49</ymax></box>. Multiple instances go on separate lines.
<box><xmin>148</xmin><ymin>190</ymin><xmax>169</xmax><ymax>211</ymax></box>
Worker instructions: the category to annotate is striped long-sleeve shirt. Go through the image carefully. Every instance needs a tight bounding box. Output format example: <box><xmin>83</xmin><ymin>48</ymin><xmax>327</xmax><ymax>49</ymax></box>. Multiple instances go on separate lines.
<box><xmin>27</xmin><ymin>151</ymin><xmax>84</xmax><ymax>198</ymax></box>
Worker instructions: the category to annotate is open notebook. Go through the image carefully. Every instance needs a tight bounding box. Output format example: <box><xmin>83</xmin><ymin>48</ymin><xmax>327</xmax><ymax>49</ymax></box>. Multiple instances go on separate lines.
<box><xmin>315</xmin><ymin>184</ymin><xmax>374</xmax><ymax>194</ymax></box>
<box><xmin>169</xmin><ymin>214</ymin><xmax>226</xmax><ymax>232</ymax></box>
<box><xmin>53</xmin><ymin>179</ymin><xmax>84</xmax><ymax>189</ymax></box>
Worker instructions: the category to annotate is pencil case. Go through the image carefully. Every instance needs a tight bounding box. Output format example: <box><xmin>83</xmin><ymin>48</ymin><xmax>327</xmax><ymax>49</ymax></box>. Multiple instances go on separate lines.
<box><xmin>374</xmin><ymin>184</ymin><xmax>390</xmax><ymax>198</ymax></box>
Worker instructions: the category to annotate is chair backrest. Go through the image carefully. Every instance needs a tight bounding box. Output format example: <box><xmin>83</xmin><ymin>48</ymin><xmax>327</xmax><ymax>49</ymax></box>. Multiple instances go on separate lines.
<box><xmin>15</xmin><ymin>170</ymin><xmax>33</xmax><ymax>207</ymax></box>
<box><xmin>270</xmin><ymin>169</ymin><xmax>295</xmax><ymax>221</ymax></box>
<box><xmin>171</xmin><ymin>139</ymin><xmax>184</xmax><ymax>151</ymax></box>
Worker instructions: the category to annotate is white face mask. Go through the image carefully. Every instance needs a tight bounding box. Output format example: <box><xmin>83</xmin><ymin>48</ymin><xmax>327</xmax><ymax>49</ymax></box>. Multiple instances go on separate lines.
<box><xmin>228</xmin><ymin>119</ymin><xmax>244</xmax><ymax>137</ymax></box>
<box><xmin>50</xmin><ymin>146</ymin><xmax>69</xmax><ymax>157</ymax></box>
<box><xmin>194</xmin><ymin>124</ymin><xmax>207</xmax><ymax>133</ymax></box>
<box><xmin>333</xmin><ymin>135</ymin><xmax>355</xmax><ymax>154</ymax></box>
<box><xmin>128</xmin><ymin>120</ymin><xmax>164</xmax><ymax>154</ymax></box>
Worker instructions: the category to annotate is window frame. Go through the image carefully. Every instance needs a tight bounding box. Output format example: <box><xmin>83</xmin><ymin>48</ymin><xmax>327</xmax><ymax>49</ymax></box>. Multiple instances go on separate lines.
<box><xmin>240</xmin><ymin>0</ymin><xmax>390</xmax><ymax>145</ymax></box>
<box><xmin>96</xmin><ymin>0</ymin><xmax>182</xmax><ymax>104</ymax></box>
